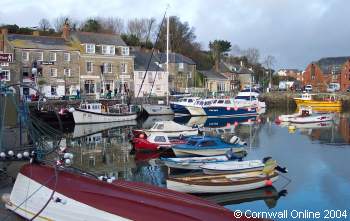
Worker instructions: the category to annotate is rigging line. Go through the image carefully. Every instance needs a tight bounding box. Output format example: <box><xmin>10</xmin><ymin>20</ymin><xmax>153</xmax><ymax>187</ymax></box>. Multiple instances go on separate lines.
<box><xmin>136</xmin><ymin>8</ymin><xmax>168</xmax><ymax>98</ymax></box>
<box><xmin>148</xmin><ymin>52</ymin><xmax>165</xmax><ymax>98</ymax></box>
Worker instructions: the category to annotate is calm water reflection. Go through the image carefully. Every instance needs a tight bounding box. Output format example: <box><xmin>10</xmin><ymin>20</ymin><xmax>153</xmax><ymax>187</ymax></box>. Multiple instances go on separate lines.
<box><xmin>66</xmin><ymin>108</ymin><xmax>350</xmax><ymax>219</ymax></box>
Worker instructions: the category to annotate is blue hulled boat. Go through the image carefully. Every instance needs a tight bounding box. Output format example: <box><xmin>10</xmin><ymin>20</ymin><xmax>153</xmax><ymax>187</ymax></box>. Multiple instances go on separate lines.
<box><xmin>172</xmin><ymin>136</ymin><xmax>247</xmax><ymax>157</ymax></box>
<box><xmin>203</xmin><ymin>106</ymin><xmax>257</xmax><ymax>117</ymax></box>
<box><xmin>170</xmin><ymin>97</ymin><xmax>199</xmax><ymax>115</ymax></box>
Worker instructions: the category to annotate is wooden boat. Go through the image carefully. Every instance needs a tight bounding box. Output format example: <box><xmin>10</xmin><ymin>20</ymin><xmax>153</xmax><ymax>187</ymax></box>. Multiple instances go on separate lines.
<box><xmin>132</xmin><ymin>133</ymin><xmax>187</xmax><ymax>152</ymax></box>
<box><xmin>133</xmin><ymin>121</ymin><xmax>198</xmax><ymax>138</ymax></box>
<box><xmin>71</xmin><ymin>102</ymin><xmax>137</xmax><ymax>124</ymax></box>
<box><xmin>200</xmin><ymin>160</ymin><xmax>265</xmax><ymax>175</ymax></box>
<box><xmin>5</xmin><ymin>163</ymin><xmax>240</xmax><ymax>221</ymax></box>
<box><xmin>142</xmin><ymin>104</ymin><xmax>174</xmax><ymax>116</ymax></box>
<box><xmin>161</xmin><ymin>150</ymin><xmax>245</xmax><ymax>170</ymax></box>
<box><xmin>171</xmin><ymin>136</ymin><xmax>247</xmax><ymax>157</ymax></box>
<box><xmin>294</xmin><ymin>93</ymin><xmax>342</xmax><ymax>108</ymax></box>
<box><xmin>167</xmin><ymin>170</ymin><xmax>279</xmax><ymax>193</ymax></box>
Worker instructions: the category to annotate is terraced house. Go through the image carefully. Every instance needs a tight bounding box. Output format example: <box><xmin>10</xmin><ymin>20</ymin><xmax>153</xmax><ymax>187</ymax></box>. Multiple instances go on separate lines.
<box><xmin>0</xmin><ymin>28</ymin><xmax>80</xmax><ymax>98</ymax></box>
<box><xmin>70</xmin><ymin>30</ymin><xmax>133</xmax><ymax>99</ymax></box>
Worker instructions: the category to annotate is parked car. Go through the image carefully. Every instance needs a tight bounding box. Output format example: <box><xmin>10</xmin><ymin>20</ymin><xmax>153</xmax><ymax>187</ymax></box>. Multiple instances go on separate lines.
<box><xmin>304</xmin><ymin>85</ymin><xmax>312</xmax><ymax>92</ymax></box>
<box><xmin>327</xmin><ymin>83</ymin><xmax>340</xmax><ymax>93</ymax></box>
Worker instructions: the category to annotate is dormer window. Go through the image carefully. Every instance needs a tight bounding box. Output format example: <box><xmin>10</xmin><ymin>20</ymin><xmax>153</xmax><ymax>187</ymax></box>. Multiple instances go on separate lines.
<box><xmin>121</xmin><ymin>47</ymin><xmax>129</xmax><ymax>56</ymax></box>
<box><xmin>86</xmin><ymin>44</ymin><xmax>95</xmax><ymax>54</ymax></box>
<box><xmin>102</xmin><ymin>45</ymin><xmax>115</xmax><ymax>55</ymax></box>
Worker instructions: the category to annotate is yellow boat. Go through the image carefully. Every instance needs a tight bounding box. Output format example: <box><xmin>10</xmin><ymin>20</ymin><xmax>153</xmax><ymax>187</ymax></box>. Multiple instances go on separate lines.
<box><xmin>294</xmin><ymin>93</ymin><xmax>342</xmax><ymax>108</ymax></box>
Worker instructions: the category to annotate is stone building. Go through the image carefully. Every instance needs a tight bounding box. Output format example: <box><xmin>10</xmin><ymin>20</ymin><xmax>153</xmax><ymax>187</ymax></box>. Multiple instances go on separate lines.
<box><xmin>303</xmin><ymin>56</ymin><xmax>350</xmax><ymax>92</ymax></box>
<box><xmin>70</xmin><ymin>31</ymin><xmax>133</xmax><ymax>99</ymax></box>
<box><xmin>158</xmin><ymin>52</ymin><xmax>196</xmax><ymax>92</ymax></box>
<box><xmin>1</xmin><ymin>28</ymin><xmax>80</xmax><ymax>98</ymax></box>
<box><xmin>132</xmin><ymin>50</ymin><xmax>168</xmax><ymax>97</ymax></box>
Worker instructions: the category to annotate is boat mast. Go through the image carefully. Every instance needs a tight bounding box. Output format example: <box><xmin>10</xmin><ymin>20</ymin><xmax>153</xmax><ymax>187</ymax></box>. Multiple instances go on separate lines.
<box><xmin>166</xmin><ymin>14</ymin><xmax>169</xmax><ymax>105</ymax></box>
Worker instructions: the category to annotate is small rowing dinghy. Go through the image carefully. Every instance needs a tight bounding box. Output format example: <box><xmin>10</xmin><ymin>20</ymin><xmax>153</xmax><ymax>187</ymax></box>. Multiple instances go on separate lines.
<box><xmin>200</xmin><ymin>160</ymin><xmax>264</xmax><ymax>175</ymax></box>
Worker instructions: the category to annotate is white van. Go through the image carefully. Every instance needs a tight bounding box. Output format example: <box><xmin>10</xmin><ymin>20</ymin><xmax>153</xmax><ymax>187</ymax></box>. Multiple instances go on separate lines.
<box><xmin>304</xmin><ymin>85</ymin><xmax>312</xmax><ymax>92</ymax></box>
<box><xmin>327</xmin><ymin>83</ymin><xmax>340</xmax><ymax>92</ymax></box>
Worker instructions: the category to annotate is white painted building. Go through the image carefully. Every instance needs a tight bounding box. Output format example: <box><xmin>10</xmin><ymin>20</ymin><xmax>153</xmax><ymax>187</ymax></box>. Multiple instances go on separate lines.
<box><xmin>133</xmin><ymin>50</ymin><xmax>169</xmax><ymax>97</ymax></box>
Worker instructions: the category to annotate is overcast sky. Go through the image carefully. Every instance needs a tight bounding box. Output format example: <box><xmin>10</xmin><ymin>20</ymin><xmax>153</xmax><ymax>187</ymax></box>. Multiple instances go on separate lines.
<box><xmin>1</xmin><ymin>0</ymin><xmax>350</xmax><ymax>69</ymax></box>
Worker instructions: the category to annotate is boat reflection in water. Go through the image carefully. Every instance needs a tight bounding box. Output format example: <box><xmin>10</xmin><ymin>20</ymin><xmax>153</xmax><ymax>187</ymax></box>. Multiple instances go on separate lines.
<box><xmin>201</xmin><ymin>186</ymin><xmax>288</xmax><ymax>209</ymax></box>
<box><xmin>140</xmin><ymin>115</ymin><xmax>174</xmax><ymax>129</ymax></box>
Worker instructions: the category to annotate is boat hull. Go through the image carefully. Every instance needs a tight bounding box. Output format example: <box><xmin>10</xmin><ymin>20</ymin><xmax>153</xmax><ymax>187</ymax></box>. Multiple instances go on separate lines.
<box><xmin>294</xmin><ymin>99</ymin><xmax>342</xmax><ymax>108</ymax></box>
<box><xmin>172</xmin><ymin>147</ymin><xmax>246</xmax><ymax>157</ymax></box>
<box><xmin>142</xmin><ymin>105</ymin><xmax>174</xmax><ymax>115</ymax></box>
<box><xmin>6</xmin><ymin>164</ymin><xmax>239</xmax><ymax>221</ymax></box>
<box><xmin>73</xmin><ymin>109</ymin><xmax>137</xmax><ymax>124</ymax></box>
<box><xmin>186</xmin><ymin>106</ymin><xmax>206</xmax><ymax>116</ymax></box>
<box><xmin>289</xmin><ymin>114</ymin><xmax>333</xmax><ymax>124</ymax></box>
<box><xmin>203</xmin><ymin>107</ymin><xmax>257</xmax><ymax>117</ymax></box>
<box><xmin>170</xmin><ymin>103</ymin><xmax>190</xmax><ymax>115</ymax></box>
<box><xmin>162</xmin><ymin>155</ymin><xmax>229</xmax><ymax>170</ymax></box>
<box><xmin>167</xmin><ymin>173</ymin><xmax>279</xmax><ymax>193</ymax></box>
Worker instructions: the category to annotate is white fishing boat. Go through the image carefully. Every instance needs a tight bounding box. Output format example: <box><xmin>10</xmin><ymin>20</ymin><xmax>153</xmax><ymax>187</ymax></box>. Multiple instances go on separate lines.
<box><xmin>70</xmin><ymin>102</ymin><xmax>137</xmax><ymax>124</ymax></box>
<box><xmin>234</xmin><ymin>89</ymin><xmax>266</xmax><ymax>109</ymax></box>
<box><xmin>167</xmin><ymin>170</ymin><xmax>279</xmax><ymax>193</ymax></box>
<box><xmin>142</xmin><ymin>104</ymin><xmax>174</xmax><ymax>116</ymax></box>
<box><xmin>201</xmin><ymin>160</ymin><xmax>264</xmax><ymax>175</ymax></box>
<box><xmin>277</xmin><ymin>107</ymin><xmax>313</xmax><ymax>122</ymax></box>
<box><xmin>133</xmin><ymin>121</ymin><xmax>198</xmax><ymax>138</ymax></box>
<box><xmin>289</xmin><ymin>113</ymin><xmax>333</xmax><ymax>124</ymax></box>
<box><xmin>170</xmin><ymin>97</ymin><xmax>200</xmax><ymax>115</ymax></box>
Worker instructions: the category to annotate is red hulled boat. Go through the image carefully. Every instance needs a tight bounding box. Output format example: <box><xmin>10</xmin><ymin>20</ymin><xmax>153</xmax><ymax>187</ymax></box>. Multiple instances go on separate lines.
<box><xmin>5</xmin><ymin>163</ymin><xmax>261</xmax><ymax>221</ymax></box>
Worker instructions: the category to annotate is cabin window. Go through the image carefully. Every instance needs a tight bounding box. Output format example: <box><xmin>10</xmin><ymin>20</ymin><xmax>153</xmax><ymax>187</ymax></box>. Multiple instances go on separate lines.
<box><xmin>205</xmin><ymin>101</ymin><xmax>212</xmax><ymax>105</ymax></box>
<box><xmin>224</xmin><ymin>100</ymin><xmax>231</xmax><ymax>104</ymax></box>
<box><xmin>199</xmin><ymin>101</ymin><xmax>203</xmax><ymax>105</ymax></box>
<box><xmin>87</xmin><ymin>105</ymin><xmax>91</xmax><ymax>110</ymax></box>
<box><xmin>154</xmin><ymin>136</ymin><xmax>166</xmax><ymax>142</ymax></box>
<box><xmin>81</xmin><ymin>104</ymin><xmax>86</xmax><ymax>109</ymax></box>
<box><xmin>156</xmin><ymin>124</ymin><xmax>164</xmax><ymax>129</ymax></box>
<box><xmin>218</xmin><ymin>100</ymin><xmax>224</xmax><ymax>104</ymax></box>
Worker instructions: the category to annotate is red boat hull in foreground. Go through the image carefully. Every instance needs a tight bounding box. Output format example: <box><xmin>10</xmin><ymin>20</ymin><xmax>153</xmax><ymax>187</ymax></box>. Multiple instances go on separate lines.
<box><xmin>5</xmin><ymin>164</ymin><xmax>263</xmax><ymax>221</ymax></box>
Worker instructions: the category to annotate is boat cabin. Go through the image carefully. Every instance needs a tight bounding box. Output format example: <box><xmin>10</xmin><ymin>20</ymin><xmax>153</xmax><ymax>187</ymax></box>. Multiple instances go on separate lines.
<box><xmin>193</xmin><ymin>99</ymin><xmax>214</xmax><ymax>107</ymax></box>
<box><xmin>79</xmin><ymin>103</ymin><xmax>104</xmax><ymax>113</ymax></box>
<box><xmin>186</xmin><ymin>137</ymin><xmax>224</xmax><ymax>147</ymax></box>
<box><xmin>148</xmin><ymin>133</ymin><xmax>170</xmax><ymax>144</ymax></box>
<box><xmin>176</xmin><ymin>97</ymin><xmax>199</xmax><ymax>104</ymax></box>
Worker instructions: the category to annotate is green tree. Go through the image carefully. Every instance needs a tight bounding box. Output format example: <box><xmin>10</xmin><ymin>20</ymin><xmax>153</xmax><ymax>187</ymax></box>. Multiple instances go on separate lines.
<box><xmin>81</xmin><ymin>19</ymin><xmax>102</xmax><ymax>32</ymax></box>
<box><xmin>121</xmin><ymin>34</ymin><xmax>141</xmax><ymax>46</ymax></box>
<box><xmin>209</xmin><ymin>40</ymin><xmax>231</xmax><ymax>70</ymax></box>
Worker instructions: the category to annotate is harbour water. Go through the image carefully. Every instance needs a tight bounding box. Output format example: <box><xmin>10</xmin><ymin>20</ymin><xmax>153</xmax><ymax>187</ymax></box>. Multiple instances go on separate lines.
<box><xmin>1</xmin><ymin>108</ymin><xmax>350</xmax><ymax>220</ymax></box>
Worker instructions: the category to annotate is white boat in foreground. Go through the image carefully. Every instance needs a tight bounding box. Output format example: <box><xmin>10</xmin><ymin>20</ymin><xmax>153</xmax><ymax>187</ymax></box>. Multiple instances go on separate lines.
<box><xmin>200</xmin><ymin>160</ymin><xmax>264</xmax><ymax>175</ymax></box>
<box><xmin>71</xmin><ymin>102</ymin><xmax>137</xmax><ymax>124</ymax></box>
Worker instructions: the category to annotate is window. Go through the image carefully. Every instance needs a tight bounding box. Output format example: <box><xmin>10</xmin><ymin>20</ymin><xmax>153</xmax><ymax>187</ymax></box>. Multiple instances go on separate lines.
<box><xmin>50</xmin><ymin>68</ymin><xmax>57</xmax><ymax>77</ymax></box>
<box><xmin>121</xmin><ymin>47</ymin><xmax>129</xmax><ymax>56</ymax></box>
<box><xmin>217</xmin><ymin>100</ymin><xmax>224</xmax><ymax>104</ymax></box>
<box><xmin>103</xmin><ymin>63</ymin><xmax>112</xmax><ymax>73</ymax></box>
<box><xmin>0</xmin><ymin>70</ymin><xmax>10</xmax><ymax>81</ymax></box>
<box><xmin>138</xmin><ymin>72</ymin><xmax>143</xmax><ymax>79</ymax></box>
<box><xmin>49</xmin><ymin>52</ymin><xmax>56</xmax><ymax>61</ymax></box>
<box><xmin>22</xmin><ymin>51</ymin><xmax>29</xmax><ymax>61</ymax></box>
<box><xmin>64</xmin><ymin>53</ymin><xmax>70</xmax><ymax>62</ymax></box>
<box><xmin>224</xmin><ymin>100</ymin><xmax>231</xmax><ymax>104</ymax></box>
<box><xmin>86</xmin><ymin>44</ymin><xmax>95</xmax><ymax>54</ymax></box>
<box><xmin>154</xmin><ymin>136</ymin><xmax>166</xmax><ymax>142</ymax></box>
<box><xmin>332</xmin><ymin>75</ymin><xmax>337</xmax><ymax>80</ymax></box>
<box><xmin>156</xmin><ymin>124</ymin><xmax>164</xmax><ymax>129</ymax></box>
<box><xmin>102</xmin><ymin>45</ymin><xmax>115</xmax><ymax>55</ymax></box>
<box><xmin>86</xmin><ymin>62</ymin><xmax>93</xmax><ymax>73</ymax></box>
<box><xmin>178</xmin><ymin>63</ymin><xmax>184</xmax><ymax>70</ymax></box>
<box><xmin>36</xmin><ymin>52</ymin><xmax>43</xmax><ymax>61</ymax></box>
<box><xmin>84</xmin><ymin>80</ymin><xmax>95</xmax><ymax>94</ymax></box>
<box><xmin>0</xmin><ymin>63</ymin><xmax>9</xmax><ymax>67</ymax></box>
<box><xmin>64</xmin><ymin>68</ymin><xmax>71</xmax><ymax>77</ymax></box>
<box><xmin>121</xmin><ymin>63</ymin><xmax>127</xmax><ymax>73</ymax></box>
<box><xmin>199</xmin><ymin>141</ymin><xmax>216</xmax><ymax>147</ymax></box>
<box><xmin>51</xmin><ymin>86</ymin><xmax>57</xmax><ymax>95</ymax></box>
<box><xmin>217</xmin><ymin>82</ymin><xmax>225</xmax><ymax>92</ymax></box>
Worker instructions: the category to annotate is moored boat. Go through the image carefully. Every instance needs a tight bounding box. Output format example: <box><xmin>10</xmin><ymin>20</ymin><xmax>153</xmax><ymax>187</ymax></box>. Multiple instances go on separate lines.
<box><xmin>289</xmin><ymin>113</ymin><xmax>333</xmax><ymax>124</ymax></box>
<box><xmin>70</xmin><ymin>102</ymin><xmax>137</xmax><ymax>124</ymax></box>
<box><xmin>142</xmin><ymin>104</ymin><xmax>174</xmax><ymax>116</ymax></box>
<box><xmin>171</xmin><ymin>136</ymin><xmax>247</xmax><ymax>157</ymax></box>
<box><xmin>294</xmin><ymin>93</ymin><xmax>342</xmax><ymax>108</ymax></box>
<box><xmin>166</xmin><ymin>170</ymin><xmax>279</xmax><ymax>193</ymax></box>
<box><xmin>132</xmin><ymin>133</ymin><xmax>187</xmax><ymax>152</ymax></box>
<box><xmin>170</xmin><ymin>97</ymin><xmax>199</xmax><ymax>115</ymax></box>
<box><xmin>133</xmin><ymin>121</ymin><xmax>198</xmax><ymax>138</ymax></box>
<box><xmin>5</xmin><ymin>163</ymin><xmax>240</xmax><ymax>221</ymax></box>
<box><xmin>185</xmin><ymin>99</ymin><xmax>214</xmax><ymax>116</ymax></box>
<box><xmin>200</xmin><ymin>160</ymin><xmax>265</xmax><ymax>175</ymax></box>
<box><xmin>203</xmin><ymin>106</ymin><xmax>257</xmax><ymax>118</ymax></box>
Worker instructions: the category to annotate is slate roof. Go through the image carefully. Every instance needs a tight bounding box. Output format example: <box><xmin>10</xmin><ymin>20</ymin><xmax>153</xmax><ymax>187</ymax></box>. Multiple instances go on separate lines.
<box><xmin>71</xmin><ymin>31</ymin><xmax>126</xmax><ymax>46</ymax></box>
<box><xmin>7</xmin><ymin>34</ymin><xmax>75</xmax><ymax>50</ymax></box>
<box><xmin>133</xmin><ymin>51</ymin><xmax>164</xmax><ymax>71</ymax></box>
<box><xmin>199</xmin><ymin>70</ymin><xmax>228</xmax><ymax>80</ymax></box>
<box><xmin>158</xmin><ymin>52</ymin><xmax>196</xmax><ymax>65</ymax></box>
<box><xmin>237</xmin><ymin>67</ymin><xmax>254</xmax><ymax>75</ymax></box>
<box><xmin>316</xmin><ymin>56</ymin><xmax>350</xmax><ymax>74</ymax></box>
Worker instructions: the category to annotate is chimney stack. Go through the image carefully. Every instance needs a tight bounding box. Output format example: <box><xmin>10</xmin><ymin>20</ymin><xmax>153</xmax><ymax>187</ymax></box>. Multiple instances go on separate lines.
<box><xmin>62</xmin><ymin>21</ymin><xmax>70</xmax><ymax>41</ymax></box>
